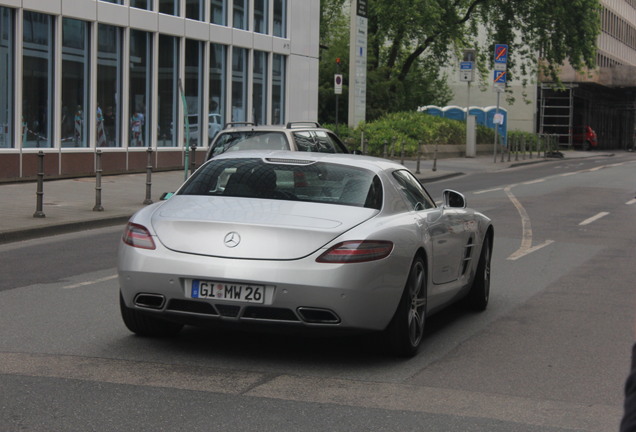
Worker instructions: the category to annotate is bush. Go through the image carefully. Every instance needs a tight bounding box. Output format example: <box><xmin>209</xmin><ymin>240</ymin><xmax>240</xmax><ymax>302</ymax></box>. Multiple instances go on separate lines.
<box><xmin>325</xmin><ymin>112</ymin><xmax>495</xmax><ymax>157</ymax></box>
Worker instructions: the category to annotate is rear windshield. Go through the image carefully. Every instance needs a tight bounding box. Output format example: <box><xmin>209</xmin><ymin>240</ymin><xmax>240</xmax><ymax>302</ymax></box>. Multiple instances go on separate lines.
<box><xmin>209</xmin><ymin>132</ymin><xmax>289</xmax><ymax>158</ymax></box>
<box><xmin>179</xmin><ymin>158</ymin><xmax>382</xmax><ymax>209</ymax></box>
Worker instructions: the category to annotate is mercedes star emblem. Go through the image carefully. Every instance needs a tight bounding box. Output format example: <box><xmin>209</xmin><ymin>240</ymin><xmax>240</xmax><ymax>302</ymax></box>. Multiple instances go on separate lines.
<box><xmin>224</xmin><ymin>232</ymin><xmax>241</xmax><ymax>248</ymax></box>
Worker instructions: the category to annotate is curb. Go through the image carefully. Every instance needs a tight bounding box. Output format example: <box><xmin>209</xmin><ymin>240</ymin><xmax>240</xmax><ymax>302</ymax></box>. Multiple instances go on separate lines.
<box><xmin>0</xmin><ymin>215</ymin><xmax>131</xmax><ymax>245</ymax></box>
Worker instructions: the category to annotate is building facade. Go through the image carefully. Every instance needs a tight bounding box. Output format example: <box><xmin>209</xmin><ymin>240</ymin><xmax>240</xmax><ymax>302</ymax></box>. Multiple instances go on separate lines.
<box><xmin>0</xmin><ymin>0</ymin><xmax>320</xmax><ymax>180</ymax></box>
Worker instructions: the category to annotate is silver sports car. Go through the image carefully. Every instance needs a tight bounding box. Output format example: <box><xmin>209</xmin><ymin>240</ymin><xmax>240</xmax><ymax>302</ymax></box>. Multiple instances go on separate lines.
<box><xmin>118</xmin><ymin>151</ymin><xmax>493</xmax><ymax>356</ymax></box>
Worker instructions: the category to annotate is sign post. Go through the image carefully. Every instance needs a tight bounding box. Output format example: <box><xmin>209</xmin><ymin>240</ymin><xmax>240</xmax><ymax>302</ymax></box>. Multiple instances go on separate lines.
<box><xmin>348</xmin><ymin>0</ymin><xmax>367</xmax><ymax>128</ymax></box>
<box><xmin>493</xmin><ymin>44</ymin><xmax>508</xmax><ymax>162</ymax></box>
<box><xmin>461</xmin><ymin>49</ymin><xmax>476</xmax><ymax>157</ymax></box>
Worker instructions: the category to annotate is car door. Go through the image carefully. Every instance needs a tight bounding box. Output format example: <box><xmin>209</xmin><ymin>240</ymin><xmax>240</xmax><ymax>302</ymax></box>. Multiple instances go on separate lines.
<box><xmin>391</xmin><ymin>170</ymin><xmax>468</xmax><ymax>286</ymax></box>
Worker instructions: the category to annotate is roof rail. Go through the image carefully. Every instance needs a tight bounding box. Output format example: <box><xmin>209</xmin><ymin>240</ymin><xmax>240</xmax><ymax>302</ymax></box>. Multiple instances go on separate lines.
<box><xmin>223</xmin><ymin>121</ymin><xmax>256</xmax><ymax>129</ymax></box>
<box><xmin>286</xmin><ymin>121</ymin><xmax>321</xmax><ymax>129</ymax></box>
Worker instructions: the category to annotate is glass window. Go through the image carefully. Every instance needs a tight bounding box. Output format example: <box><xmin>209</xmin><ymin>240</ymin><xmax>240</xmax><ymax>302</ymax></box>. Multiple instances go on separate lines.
<box><xmin>129</xmin><ymin>29</ymin><xmax>152</xmax><ymax>147</ymax></box>
<box><xmin>231</xmin><ymin>47</ymin><xmax>248</xmax><ymax>122</ymax></box>
<box><xmin>61</xmin><ymin>18</ymin><xmax>90</xmax><ymax>148</ymax></box>
<box><xmin>0</xmin><ymin>7</ymin><xmax>14</xmax><ymax>149</ymax></box>
<box><xmin>252</xmin><ymin>51</ymin><xmax>267</xmax><ymax>125</ymax></box>
<box><xmin>130</xmin><ymin>0</ymin><xmax>152</xmax><ymax>10</ymax></box>
<box><xmin>97</xmin><ymin>24</ymin><xmax>122</xmax><ymax>147</ymax></box>
<box><xmin>23</xmin><ymin>11</ymin><xmax>54</xmax><ymax>148</ymax></box>
<box><xmin>233</xmin><ymin>0</ymin><xmax>248</xmax><ymax>30</ymax></box>
<box><xmin>158</xmin><ymin>34</ymin><xmax>179</xmax><ymax>147</ymax></box>
<box><xmin>210</xmin><ymin>0</ymin><xmax>227</xmax><ymax>25</ymax></box>
<box><xmin>271</xmin><ymin>54</ymin><xmax>285</xmax><ymax>124</ymax></box>
<box><xmin>392</xmin><ymin>170</ymin><xmax>436</xmax><ymax>210</ymax></box>
<box><xmin>273</xmin><ymin>0</ymin><xmax>286</xmax><ymax>37</ymax></box>
<box><xmin>184</xmin><ymin>39</ymin><xmax>203</xmax><ymax>146</ymax></box>
<box><xmin>185</xmin><ymin>0</ymin><xmax>203</xmax><ymax>20</ymax></box>
<box><xmin>209</xmin><ymin>43</ymin><xmax>226</xmax><ymax>139</ymax></box>
<box><xmin>254</xmin><ymin>0</ymin><xmax>268</xmax><ymax>34</ymax></box>
<box><xmin>159</xmin><ymin>0</ymin><xmax>179</xmax><ymax>15</ymax></box>
<box><xmin>100</xmin><ymin>0</ymin><xmax>123</xmax><ymax>3</ymax></box>
<box><xmin>179</xmin><ymin>158</ymin><xmax>381</xmax><ymax>210</ymax></box>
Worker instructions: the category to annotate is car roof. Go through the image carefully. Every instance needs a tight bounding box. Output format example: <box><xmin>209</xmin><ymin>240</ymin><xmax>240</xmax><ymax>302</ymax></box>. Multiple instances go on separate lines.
<box><xmin>218</xmin><ymin>122</ymin><xmax>332</xmax><ymax>134</ymax></box>
<box><xmin>207</xmin><ymin>149</ymin><xmax>404</xmax><ymax>173</ymax></box>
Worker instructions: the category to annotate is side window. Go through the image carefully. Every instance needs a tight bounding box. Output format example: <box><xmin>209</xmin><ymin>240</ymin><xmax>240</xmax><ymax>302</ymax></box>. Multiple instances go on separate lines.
<box><xmin>392</xmin><ymin>170</ymin><xmax>435</xmax><ymax>211</ymax></box>
<box><xmin>314</xmin><ymin>131</ymin><xmax>346</xmax><ymax>153</ymax></box>
<box><xmin>293</xmin><ymin>131</ymin><xmax>315</xmax><ymax>151</ymax></box>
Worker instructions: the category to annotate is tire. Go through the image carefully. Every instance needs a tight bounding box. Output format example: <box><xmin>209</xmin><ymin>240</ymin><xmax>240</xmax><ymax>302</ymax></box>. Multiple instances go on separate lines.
<box><xmin>119</xmin><ymin>292</ymin><xmax>183</xmax><ymax>337</ymax></box>
<box><xmin>384</xmin><ymin>256</ymin><xmax>427</xmax><ymax>357</ymax></box>
<box><xmin>583</xmin><ymin>140</ymin><xmax>591</xmax><ymax>151</ymax></box>
<box><xmin>464</xmin><ymin>236</ymin><xmax>491</xmax><ymax>312</ymax></box>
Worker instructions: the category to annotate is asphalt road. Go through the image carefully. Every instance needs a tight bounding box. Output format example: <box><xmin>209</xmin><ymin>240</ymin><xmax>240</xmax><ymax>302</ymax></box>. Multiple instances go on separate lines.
<box><xmin>1</xmin><ymin>153</ymin><xmax>635</xmax><ymax>431</ymax></box>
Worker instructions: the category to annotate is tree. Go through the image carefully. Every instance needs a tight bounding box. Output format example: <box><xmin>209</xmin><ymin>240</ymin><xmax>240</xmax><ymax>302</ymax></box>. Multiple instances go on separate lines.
<box><xmin>319</xmin><ymin>0</ymin><xmax>601</xmax><ymax>122</ymax></box>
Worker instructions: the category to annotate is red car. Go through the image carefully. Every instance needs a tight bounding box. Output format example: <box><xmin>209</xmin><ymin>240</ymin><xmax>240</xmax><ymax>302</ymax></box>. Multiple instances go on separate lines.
<box><xmin>571</xmin><ymin>125</ymin><xmax>598</xmax><ymax>150</ymax></box>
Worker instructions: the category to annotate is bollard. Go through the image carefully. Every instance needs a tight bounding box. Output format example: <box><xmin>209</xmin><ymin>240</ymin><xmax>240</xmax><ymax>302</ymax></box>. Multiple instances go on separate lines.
<box><xmin>93</xmin><ymin>150</ymin><xmax>104</xmax><ymax>211</ymax></box>
<box><xmin>33</xmin><ymin>151</ymin><xmax>45</xmax><ymax>218</ymax></box>
<box><xmin>383</xmin><ymin>140</ymin><xmax>388</xmax><ymax>158</ymax></box>
<box><xmin>143</xmin><ymin>147</ymin><xmax>153</xmax><ymax>205</ymax></box>
<box><xmin>415</xmin><ymin>141</ymin><xmax>422</xmax><ymax>174</ymax></box>
<box><xmin>363</xmin><ymin>139</ymin><xmax>368</xmax><ymax>155</ymax></box>
<box><xmin>390</xmin><ymin>136</ymin><xmax>396</xmax><ymax>158</ymax></box>
<box><xmin>400</xmin><ymin>140</ymin><xmax>405</xmax><ymax>165</ymax></box>
<box><xmin>432</xmin><ymin>142</ymin><xmax>438</xmax><ymax>172</ymax></box>
<box><xmin>189</xmin><ymin>144</ymin><xmax>197</xmax><ymax>175</ymax></box>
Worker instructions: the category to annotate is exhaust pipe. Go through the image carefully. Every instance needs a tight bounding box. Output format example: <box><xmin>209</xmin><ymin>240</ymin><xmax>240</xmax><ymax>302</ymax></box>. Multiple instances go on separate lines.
<box><xmin>297</xmin><ymin>307</ymin><xmax>340</xmax><ymax>324</ymax></box>
<box><xmin>134</xmin><ymin>293</ymin><xmax>166</xmax><ymax>310</ymax></box>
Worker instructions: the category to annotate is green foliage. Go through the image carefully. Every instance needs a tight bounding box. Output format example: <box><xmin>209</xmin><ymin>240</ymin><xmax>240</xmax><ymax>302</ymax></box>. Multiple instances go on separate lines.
<box><xmin>318</xmin><ymin>0</ymin><xmax>601</xmax><ymax>124</ymax></box>
<box><xmin>324</xmin><ymin>111</ymin><xmax>495</xmax><ymax>157</ymax></box>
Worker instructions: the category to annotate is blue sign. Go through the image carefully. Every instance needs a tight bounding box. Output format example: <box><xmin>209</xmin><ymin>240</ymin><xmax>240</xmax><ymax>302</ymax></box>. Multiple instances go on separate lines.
<box><xmin>493</xmin><ymin>70</ymin><xmax>507</xmax><ymax>84</ymax></box>
<box><xmin>494</xmin><ymin>44</ymin><xmax>508</xmax><ymax>64</ymax></box>
<box><xmin>460</xmin><ymin>61</ymin><xmax>473</xmax><ymax>70</ymax></box>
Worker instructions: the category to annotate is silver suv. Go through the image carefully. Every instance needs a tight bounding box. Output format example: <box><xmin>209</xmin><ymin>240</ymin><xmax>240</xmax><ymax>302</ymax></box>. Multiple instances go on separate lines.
<box><xmin>205</xmin><ymin>122</ymin><xmax>349</xmax><ymax>160</ymax></box>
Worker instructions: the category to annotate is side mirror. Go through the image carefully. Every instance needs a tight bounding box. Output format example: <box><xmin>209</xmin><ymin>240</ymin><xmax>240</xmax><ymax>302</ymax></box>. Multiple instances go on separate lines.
<box><xmin>442</xmin><ymin>190</ymin><xmax>466</xmax><ymax>208</ymax></box>
<box><xmin>160</xmin><ymin>192</ymin><xmax>174</xmax><ymax>201</ymax></box>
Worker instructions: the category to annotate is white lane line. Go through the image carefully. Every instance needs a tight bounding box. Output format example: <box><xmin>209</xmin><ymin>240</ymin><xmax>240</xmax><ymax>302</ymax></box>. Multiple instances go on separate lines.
<box><xmin>522</xmin><ymin>179</ymin><xmax>545</xmax><ymax>185</ymax></box>
<box><xmin>504</xmin><ymin>186</ymin><xmax>533</xmax><ymax>259</ymax></box>
<box><xmin>63</xmin><ymin>274</ymin><xmax>118</xmax><ymax>289</ymax></box>
<box><xmin>627</xmin><ymin>199</ymin><xmax>636</xmax><ymax>205</ymax></box>
<box><xmin>579</xmin><ymin>212</ymin><xmax>610</xmax><ymax>226</ymax></box>
<box><xmin>474</xmin><ymin>187</ymin><xmax>503</xmax><ymax>195</ymax></box>
<box><xmin>559</xmin><ymin>172</ymin><xmax>578</xmax><ymax>177</ymax></box>
<box><xmin>507</xmin><ymin>240</ymin><xmax>555</xmax><ymax>261</ymax></box>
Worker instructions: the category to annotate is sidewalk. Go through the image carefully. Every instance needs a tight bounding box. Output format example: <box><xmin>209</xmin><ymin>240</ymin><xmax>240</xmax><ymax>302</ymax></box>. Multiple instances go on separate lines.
<box><xmin>0</xmin><ymin>151</ymin><xmax>597</xmax><ymax>244</ymax></box>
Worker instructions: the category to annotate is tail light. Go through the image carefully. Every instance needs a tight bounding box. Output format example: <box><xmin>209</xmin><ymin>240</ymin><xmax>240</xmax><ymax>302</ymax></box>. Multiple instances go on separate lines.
<box><xmin>122</xmin><ymin>222</ymin><xmax>156</xmax><ymax>250</ymax></box>
<box><xmin>316</xmin><ymin>240</ymin><xmax>393</xmax><ymax>263</ymax></box>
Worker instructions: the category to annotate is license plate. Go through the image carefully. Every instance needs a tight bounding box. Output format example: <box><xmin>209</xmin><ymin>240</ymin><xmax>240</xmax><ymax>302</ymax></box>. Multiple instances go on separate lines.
<box><xmin>190</xmin><ymin>280</ymin><xmax>265</xmax><ymax>304</ymax></box>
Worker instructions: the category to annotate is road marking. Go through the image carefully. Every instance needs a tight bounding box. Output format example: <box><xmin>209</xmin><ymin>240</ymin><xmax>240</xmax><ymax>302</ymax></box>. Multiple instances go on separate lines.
<box><xmin>474</xmin><ymin>187</ymin><xmax>503</xmax><ymax>195</ymax></box>
<box><xmin>507</xmin><ymin>240</ymin><xmax>555</xmax><ymax>261</ymax></box>
<box><xmin>579</xmin><ymin>212</ymin><xmax>609</xmax><ymax>226</ymax></box>
<box><xmin>63</xmin><ymin>274</ymin><xmax>117</xmax><ymax>289</ymax></box>
<box><xmin>0</xmin><ymin>352</ymin><xmax>620</xmax><ymax>432</ymax></box>
<box><xmin>627</xmin><ymin>199</ymin><xmax>636</xmax><ymax>205</ymax></box>
<box><xmin>522</xmin><ymin>179</ymin><xmax>545</xmax><ymax>185</ymax></box>
<box><xmin>559</xmin><ymin>172</ymin><xmax>578</xmax><ymax>177</ymax></box>
<box><xmin>503</xmin><ymin>186</ymin><xmax>554</xmax><ymax>260</ymax></box>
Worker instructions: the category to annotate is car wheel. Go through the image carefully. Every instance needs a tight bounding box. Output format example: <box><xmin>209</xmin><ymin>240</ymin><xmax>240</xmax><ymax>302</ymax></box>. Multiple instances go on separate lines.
<box><xmin>385</xmin><ymin>256</ymin><xmax>427</xmax><ymax>357</ymax></box>
<box><xmin>583</xmin><ymin>140</ymin><xmax>590</xmax><ymax>151</ymax></box>
<box><xmin>119</xmin><ymin>292</ymin><xmax>183</xmax><ymax>337</ymax></box>
<box><xmin>464</xmin><ymin>236</ymin><xmax>491</xmax><ymax>311</ymax></box>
